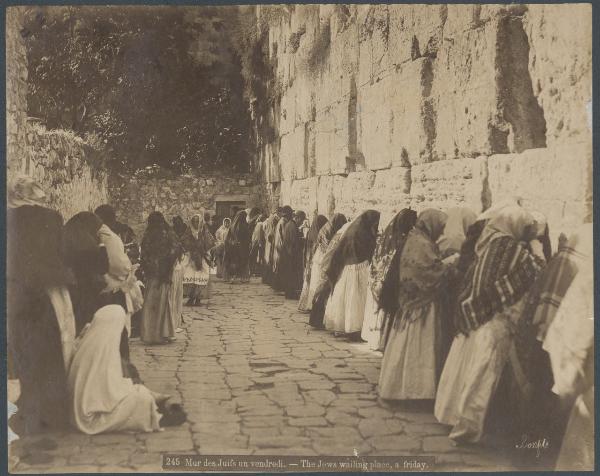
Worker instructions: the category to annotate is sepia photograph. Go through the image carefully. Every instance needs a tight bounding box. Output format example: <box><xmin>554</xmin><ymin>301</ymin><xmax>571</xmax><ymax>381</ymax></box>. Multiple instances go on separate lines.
<box><xmin>6</xmin><ymin>2</ymin><xmax>593</xmax><ymax>473</ymax></box>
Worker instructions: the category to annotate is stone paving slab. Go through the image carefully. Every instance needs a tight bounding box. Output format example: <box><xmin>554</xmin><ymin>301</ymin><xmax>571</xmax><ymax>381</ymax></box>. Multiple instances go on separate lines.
<box><xmin>9</xmin><ymin>277</ymin><xmax>521</xmax><ymax>473</ymax></box>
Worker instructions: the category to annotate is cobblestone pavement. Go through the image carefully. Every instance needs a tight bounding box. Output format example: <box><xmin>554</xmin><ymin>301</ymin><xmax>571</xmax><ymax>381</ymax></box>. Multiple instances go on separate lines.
<box><xmin>10</xmin><ymin>278</ymin><xmax>519</xmax><ymax>473</ymax></box>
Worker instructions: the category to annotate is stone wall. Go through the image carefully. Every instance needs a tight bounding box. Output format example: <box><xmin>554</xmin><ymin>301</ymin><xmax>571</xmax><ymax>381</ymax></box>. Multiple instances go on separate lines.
<box><xmin>108</xmin><ymin>172</ymin><xmax>261</xmax><ymax>238</ymax></box>
<box><xmin>254</xmin><ymin>4</ymin><xmax>592</xmax><ymax>245</ymax></box>
<box><xmin>6</xmin><ymin>7</ymin><xmax>28</xmax><ymax>174</ymax></box>
<box><xmin>6</xmin><ymin>7</ymin><xmax>109</xmax><ymax>221</ymax></box>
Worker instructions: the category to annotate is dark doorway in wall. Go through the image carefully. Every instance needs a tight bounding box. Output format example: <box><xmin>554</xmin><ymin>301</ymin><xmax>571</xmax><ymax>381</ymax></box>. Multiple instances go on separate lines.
<box><xmin>216</xmin><ymin>200</ymin><xmax>247</xmax><ymax>222</ymax></box>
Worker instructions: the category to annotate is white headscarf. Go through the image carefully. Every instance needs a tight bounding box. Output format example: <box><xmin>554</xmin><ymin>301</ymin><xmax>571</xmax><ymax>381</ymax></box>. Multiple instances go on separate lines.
<box><xmin>477</xmin><ymin>196</ymin><xmax>524</xmax><ymax>222</ymax></box>
<box><xmin>475</xmin><ymin>205</ymin><xmax>536</xmax><ymax>257</ymax></box>
<box><xmin>438</xmin><ymin>207</ymin><xmax>477</xmax><ymax>256</ymax></box>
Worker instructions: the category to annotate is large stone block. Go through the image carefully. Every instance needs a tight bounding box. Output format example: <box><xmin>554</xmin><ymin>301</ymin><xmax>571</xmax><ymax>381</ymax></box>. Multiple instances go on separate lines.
<box><xmin>410</xmin><ymin>157</ymin><xmax>486</xmax><ymax>212</ymax></box>
<box><xmin>357</xmin><ymin>75</ymin><xmax>394</xmax><ymax>170</ymax></box>
<box><xmin>387</xmin><ymin>5</ymin><xmax>445</xmax><ymax>66</ymax></box>
<box><xmin>487</xmin><ymin>143</ymin><xmax>592</xmax><ymax>244</ymax></box>
<box><xmin>431</xmin><ymin>19</ymin><xmax>500</xmax><ymax>160</ymax></box>
<box><xmin>524</xmin><ymin>4</ymin><xmax>592</xmax><ymax>147</ymax></box>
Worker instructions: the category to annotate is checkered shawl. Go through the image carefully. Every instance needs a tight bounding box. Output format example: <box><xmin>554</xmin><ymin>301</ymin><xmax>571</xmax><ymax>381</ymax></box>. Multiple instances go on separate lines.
<box><xmin>455</xmin><ymin>236</ymin><xmax>543</xmax><ymax>335</ymax></box>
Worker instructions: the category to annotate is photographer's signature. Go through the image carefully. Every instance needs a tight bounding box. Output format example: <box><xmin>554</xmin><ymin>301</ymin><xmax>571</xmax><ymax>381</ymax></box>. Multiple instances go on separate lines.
<box><xmin>515</xmin><ymin>435</ymin><xmax>550</xmax><ymax>458</ymax></box>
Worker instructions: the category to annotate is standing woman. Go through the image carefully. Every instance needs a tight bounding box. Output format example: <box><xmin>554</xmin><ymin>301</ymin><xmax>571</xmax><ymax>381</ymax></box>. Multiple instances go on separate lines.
<box><xmin>262</xmin><ymin>209</ymin><xmax>281</xmax><ymax>286</ymax></box>
<box><xmin>298</xmin><ymin>214</ymin><xmax>328</xmax><ymax>312</ymax></box>
<box><xmin>378</xmin><ymin>209</ymin><xmax>450</xmax><ymax>400</ymax></box>
<box><xmin>140</xmin><ymin>212</ymin><xmax>182</xmax><ymax>344</ymax></box>
<box><xmin>183</xmin><ymin>213</ymin><xmax>215</xmax><ymax>304</ymax></box>
<box><xmin>7</xmin><ymin>177</ymin><xmax>76</xmax><ymax>434</ymax></box>
<box><xmin>274</xmin><ymin>207</ymin><xmax>304</xmax><ymax>299</ymax></box>
<box><xmin>213</xmin><ymin>218</ymin><xmax>231</xmax><ymax>278</ymax></box>
<box><xmin>362</xmin><ymin>209</ymin><xmax>417</xmax><ymax>351</ymax></box>
<box><xmin>323</xmin><ymin>210</ymin><xmax>381</xmax><ymax>340</ymax></box>
<box><xmin>223</xmin><ymin>210</ymin><xmax>251</xmax><ymax>283</ymax></box>
<box><xmin>434</xmin><ymin>206</ymin><xmax>544</xmax><ymax>443</ymax></box>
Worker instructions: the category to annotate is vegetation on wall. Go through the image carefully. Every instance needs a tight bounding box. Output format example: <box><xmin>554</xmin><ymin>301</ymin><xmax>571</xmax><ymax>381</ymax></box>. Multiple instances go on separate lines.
<box><xmin>22</xmin><ymin>5</ymin><xmax>255</xmax><ymax>174</ymax></box>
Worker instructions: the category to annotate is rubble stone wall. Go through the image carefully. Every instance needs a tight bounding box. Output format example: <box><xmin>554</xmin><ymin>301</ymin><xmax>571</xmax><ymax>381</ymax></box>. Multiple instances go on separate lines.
<box><xmin>108</xmin><ymin>173</ymin><xmax>261</xmax><ymax>239</ymax></box>
<box><xmin>255</xmin><ymin>4</ymin><xmax>592</xmax><ymax>245</ymax></box>
<box><xmin>6</xmin><ymin>7</ymin><xmax>109</xmax><ymax>221</ymax></box>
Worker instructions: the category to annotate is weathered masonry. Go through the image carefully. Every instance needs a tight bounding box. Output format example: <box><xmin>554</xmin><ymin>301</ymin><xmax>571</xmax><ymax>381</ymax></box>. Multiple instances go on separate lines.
<box><xmin>251</xmin><ymin>4</ymin><xmax>592</xmax><ymax>244</ymax></box>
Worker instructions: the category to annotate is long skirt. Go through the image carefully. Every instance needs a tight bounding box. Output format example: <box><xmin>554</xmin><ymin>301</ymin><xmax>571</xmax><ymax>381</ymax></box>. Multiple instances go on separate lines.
<box><xmin>141</xmin><ymin>278</ymin><xmax>173</xmax><ymax>344</ymax></box>
<box><xmin>361</xmin><ymin>288</ymin><xmax>387</xmax><ymax>351</ymax></box>
<box><xmin>183</xmin><ymin>253</ymin><xmax>210</xmax><ymax>299</ymax></box>
<box><xmin>299</xmin><ymin>248</ymin><xmax>324</xmax><ymax>312</ymax></box>
<box><xmin>8</xmin><ymin>292</ymin><xmax>70</xmax><ymax>433</ymax></box>
<box><xmin>434</xmin><ymin>308</ymin><xmax>517</xmax><ymax>442</ymax></box>
<box><xmin>324</xmin><ymin>261</ymin><xmax>369</xmax><ymax>334</ymax></box>
<box><xmin>378</xmin><ymin>301</ymin><xmax>442</xmax><ymax>400</ymax></box>
<box><xmin>168</xmin><ymin>261</ymin><xmax>184</xmax><ymax>330</ymax></box>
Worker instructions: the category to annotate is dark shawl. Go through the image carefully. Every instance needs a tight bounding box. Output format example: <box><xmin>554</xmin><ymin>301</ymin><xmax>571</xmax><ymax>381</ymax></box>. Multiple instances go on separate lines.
<box><xmin>317</xmin><ymin>213</ymin><xmax>347</xmax><ymax>253</ymax></box>
<box><xmin>369</xmin><ymin>209</ymin><xmax>418</xmax><ymax>312</ymax></box>
<box><xmin>8</xmin><ymin>205</ymin><xmax>71</xmax><ymax>293</ymax></box>
<box><xmin>141</xmin><ymin>212</ymin><xmax>181</xmax><ymax>283</ymax></box>
<box><xmin>7</xmin><ymin>205</ymin><xmax>72</xmax><ymax>428</ymax></box>
<box><xmin>223</xmin><ymin>210</ymin><xmax>251</xmax><ymax>278</ymax></box>
<box><xmin>323</xmin><ymin>210</ymin><xmax>380</xmax><ymax>286</ymax></box>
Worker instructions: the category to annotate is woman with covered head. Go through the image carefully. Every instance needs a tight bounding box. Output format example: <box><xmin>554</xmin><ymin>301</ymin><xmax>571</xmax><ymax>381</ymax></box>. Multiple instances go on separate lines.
<box><xmin>434</xmin><ymin>205</ymin><xmax>545</xmax><ymax>443</ymax></box>
<box><xmin>308</xmin><ymin>213</ymin><xmax>348</xmax><ymax>328</ymax></box>
<box><xmin>378</xmin><ymin>209</ymin><xmax>451</xmax><ymax>400</ymax></box>
<box><xmin>213</xmin><ymin>217</ymin><xmax>231</xmax><ymax>278</ymax></box>
<box><xmin>505</xmin><ymin>221</ymin><xmax>591</xmax><ymax>468</ymax></box>
<box><xmin>273</xmin><ymin>206</ymin><xmax>304</xmax><ymax>299</ymax></box>
<box><xmin>543</xmin><ymin>256</ymin><xmax>594</xmax><ymax>471</ymax></box>
<box><xmin>298</xmin><ymin>214</ymin><xmax>329</xmax><ymax>312</ymax></box>
<box><xmin>223</xmin><ymin>209</ymin><xmax>251</xmax><ymax>283</ymax></box>
<box><xmin>322</xmin><ymin>210</ymin><xmax>380</xmax><ymax>340</ymax></box>
<box><xmin>140</xmin><ymin>211</ymin><xmax>183</xmax><ymax>344</ymax></box>
<box><xmin>7</xmin><ymin>176</ymin><xmax>76</xmax><ymax>433</ymax></box>
<box><xmin>182</xmin><ymin>212</ymin><xmax>215</xmax><ymax>304</ymax></box>
<box><xmin>362</xmin><ymin>209</ymin><xmax>418</xmax><ymax>351</ymax></box>
<box><xmin>68</xmin><ymin>304</ymin><xmax>186</xmax><ymax>434</ymax></box>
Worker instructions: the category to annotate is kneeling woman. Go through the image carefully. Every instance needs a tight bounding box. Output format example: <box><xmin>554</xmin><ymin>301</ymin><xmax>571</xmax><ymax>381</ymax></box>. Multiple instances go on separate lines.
<box><xmin>69</xmin><ymin>305</ymin><xmax>185</xmax><ymax>434</ymax></box>
<box><xmin>378</xmin><ymin>209</ymin><xmax>450</xmax><ymax>400</ymax></box>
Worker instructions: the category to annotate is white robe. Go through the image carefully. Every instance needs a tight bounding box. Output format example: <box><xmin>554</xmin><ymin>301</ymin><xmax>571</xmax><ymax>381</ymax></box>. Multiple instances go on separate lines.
<box><xmin>68</xmin><ymin>305</ymin><xmax>161</xmax><ymax>435</ymax></box>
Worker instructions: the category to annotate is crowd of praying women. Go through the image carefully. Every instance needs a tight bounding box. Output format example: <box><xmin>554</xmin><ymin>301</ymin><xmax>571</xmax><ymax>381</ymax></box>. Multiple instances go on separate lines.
<box><xmin>254</xmin><ymin>201</ymin><xmax>593</xmax><ymax>470</ymax></box>
<box><xmin>7</xmin><ymin>174</ymin><xmax>594</xmax><ymax>470</ymax></box>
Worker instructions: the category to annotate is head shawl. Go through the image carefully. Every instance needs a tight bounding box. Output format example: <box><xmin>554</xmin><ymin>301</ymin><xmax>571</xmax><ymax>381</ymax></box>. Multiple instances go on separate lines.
<box><xmin>475</xmin><ymin>205</ymin><xmax>536</xmax><ymax>257</ymax></box>
<box><xmin>141</xmin><ymin>211</ymin><xmax>179</xmax><ymax>281</ymax></box>
<box><xmin>227</xmin><ymin>210</ymin><xmax>250</xmax><ymax>245</ymax></box>
<box><xmin>370</xmin><ymin>208</ymin><xmax>418</xmax><ymax>310</ymax></box>
<box><xmin>172</xmin><ymin>215</ymin><xmax>187</xmax><ymax>237</ymax></box>
<box><xmin>317</xmin><ymin>213</ymin><xmax>347</xmax><ymax>253</ymax></box>
<box><xmin>438</xmin><ymin>207</ymin><xmax>477</xmax><ymax>257</ymax></box>
<box><xmin>189</xmin><ymin>213</ymin><xmax>203</xmax><ymax>239</ymax></box>
<box><xmin>280</xmin><ymin>206</ymin><xmax>293</xmax><ymax>219</ymax></box>
<box><xmin>94</xmin><ymin>205</ymin><xmax>117</xmax><ymax>227</ymax></box>
<box><xmin>414</xmin><ymin>209</ymin><xmax>448</xmax><ymax>242</ymax></box>
<box><xmin>307</xmin><ymin>215</ymin><xmax>329</xmax><ymax>249</ymax></box>
<box><xmin>323</xmin><ymin>210</ymin><xmax>380</xmax><ymax>285</ymax></box>
<box><xmin>477</xmin><ymin>196</ymin><xmax>524</xmax><ymax>221</ymax></box>
<box><xmin>7</xmin><ymin>175</ymin><xmax>47</xmax><ymax>208</ymax></box>
<box><xmin>62</xmin><ymin>211</ymin><xmax>107</xmax><ymax>277</ymax></box>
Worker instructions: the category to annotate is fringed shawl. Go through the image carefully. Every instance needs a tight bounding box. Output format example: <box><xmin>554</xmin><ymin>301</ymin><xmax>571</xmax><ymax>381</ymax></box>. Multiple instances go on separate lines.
<box><xmin>369</xmin><ymin>209</ymin><xmax>417</xmax><ymax>312</ymax></box>
<box><xmin>397</xmin><ymin>210</ymin><xmax>448</xmax><ymax>313</ymax></box>
<box><xmin>455</xmin><ymin>236</ymin><xmax>544</xmax><ymax>335</ymax></box>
